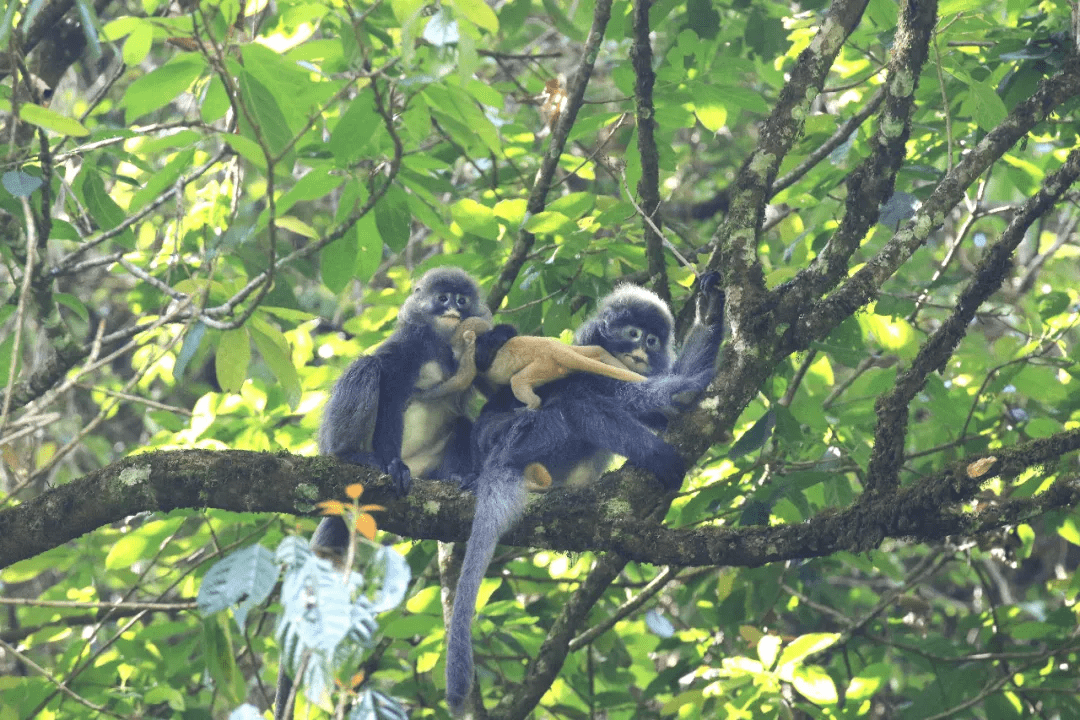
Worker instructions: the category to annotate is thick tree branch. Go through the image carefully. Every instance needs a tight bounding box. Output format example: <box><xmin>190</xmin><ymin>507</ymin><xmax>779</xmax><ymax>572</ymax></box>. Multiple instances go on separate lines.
<box><xmin>706</xmin><ymin>0</ymin><xmax>870</xmax><ymax>302</ymax></box>
<box><xmin>630</xmin><ymin>0</ymin><xmax>668</xmax><ymax>302</ymax></box>
<box><xmin>5</xmin><ymin>427</ymin><xmax>1079</xmax><ymax>571</ymax></box>
<box><xmin>794</xmin><ymin>56</ymin><xmax>1080</xmax><ymax>347</ymax></box>
<box><xmin>865</xmin><ymin>145</ymin><xmax>1080</xmax><ymax>494</ymax></box>
<box><xmin>785</xmin><ymin>0</ymin><xmax>937</xmax><ymax>306</ymax></box>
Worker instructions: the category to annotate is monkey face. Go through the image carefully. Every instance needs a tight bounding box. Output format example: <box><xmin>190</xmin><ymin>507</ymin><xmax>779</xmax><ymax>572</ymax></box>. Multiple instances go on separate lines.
<box><xmin>400</xmin><ymin>267</ymin><xmax>492</xmax><ymax>334</ymax></box>
<box><xmin>597</xmin><ymin>306</ymin><xmax>671</xmax><ymax>375</ymax></box>
<box><xmin>430</xmin><ymin>291</ymin><xmax>479</xmax><ymax>337</ymax></box>
<box><xmin>609</xmin><ymin>324</ymin><xmax>665</xmax><ymax>373</ymax></box>
<box><xmin>576</xmin><ymin>285</ymin><xmax>676</xmax><ymax>376</ymax></box>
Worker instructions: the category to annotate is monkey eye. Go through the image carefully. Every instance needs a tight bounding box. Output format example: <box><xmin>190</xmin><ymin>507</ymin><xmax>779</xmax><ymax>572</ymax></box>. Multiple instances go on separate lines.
<box><xmin>455</xmin><ymin>294</ymin><xmax>471</xmax><ymax>308</ymax></box>
<box><xmin>621</xmin><ymin>326</ymin><xmax>643</xmax><ymax>342</ymax></box>
<box><xmin>646</xmin><ymin>335</ymin><xmax>660</xmax><ymax>349</ymax></box>
<box><xmin>437</xmin><ymin>293</ymin><xmax>450</xmax><ymax>304</ymax></box>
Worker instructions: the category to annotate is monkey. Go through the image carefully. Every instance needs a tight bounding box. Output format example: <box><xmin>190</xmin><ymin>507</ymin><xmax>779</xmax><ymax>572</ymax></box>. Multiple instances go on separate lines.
<box><xmin>449</xmin><ymin>316</ymin><xmax>648</xmax><ymax>410</ymax></box>
<box><xmin>444</xmin><ymin>275</ymin><xmax>726</xmax><ymax>713</ymax></box>
<box><xmin>275</xmin><ymin>266</ymin><xmax>516</xmax><ymax>720</ymax></box>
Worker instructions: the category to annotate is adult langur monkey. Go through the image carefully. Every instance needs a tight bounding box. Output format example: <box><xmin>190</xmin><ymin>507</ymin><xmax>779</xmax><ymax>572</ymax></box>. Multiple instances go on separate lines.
<box><xmin>445</xmin><ymin>274</ymin><xmax>725</xmax><ymax>714</ymax></box>
<box><xmin>274</xmin><ymin>267</ymin><xmax>512</xmax><ymax>720</ymax></box>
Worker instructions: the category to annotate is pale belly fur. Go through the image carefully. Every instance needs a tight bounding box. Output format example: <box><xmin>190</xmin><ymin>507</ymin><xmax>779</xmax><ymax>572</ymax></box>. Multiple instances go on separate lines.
<box><xmin>400</xmin><ymin>360</ymin><xmax>467</xmax><ymax>478</ymax></box>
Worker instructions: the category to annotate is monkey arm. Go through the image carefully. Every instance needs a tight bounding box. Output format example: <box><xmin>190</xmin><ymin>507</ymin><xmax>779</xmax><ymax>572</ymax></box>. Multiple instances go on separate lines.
<box><xmin>671</xmin><ymin>271</ymin><xmax>725</xmax><ymax>378</ymax></box>
<box><xmin>412</xmin><ymin>330</ymin><xmax>478</xmax><ymax>401</ymax></box>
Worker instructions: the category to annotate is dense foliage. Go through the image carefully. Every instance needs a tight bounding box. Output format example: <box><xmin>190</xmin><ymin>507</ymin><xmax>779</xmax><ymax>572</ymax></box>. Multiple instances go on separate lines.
<box><xmin>2</xmin><ymin>0</ymin><xmax>1080</xmax><ymax>718</ymax></box>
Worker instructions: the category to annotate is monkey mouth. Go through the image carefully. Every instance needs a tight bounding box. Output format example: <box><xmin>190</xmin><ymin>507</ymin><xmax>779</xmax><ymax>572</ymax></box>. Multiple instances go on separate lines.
<box><xmin>435</xmin><ymin>312</ymin><xmax>462</xmax><ymax>333</ymax></box>
<box><xmin>618</xmin><ymin>353</ymin><xmax>650</xmax><ymax>373</ymax></box>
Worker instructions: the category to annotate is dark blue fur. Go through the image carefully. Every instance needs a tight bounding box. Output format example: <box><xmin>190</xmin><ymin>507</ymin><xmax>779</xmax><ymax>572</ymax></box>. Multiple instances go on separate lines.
<box><xmin>276</xmin><ymin>267</ymin><xmax>506</xmax><ymax>720</ymax></box>
<box><xmin>445</xmin><ymin>275</ymin><xmax>725</xmax><ymax>714</ymax></box>
<box><xmin>319</xmin><ymin>321</ymin><xmax>454</xmax><ymax>489</ymax></box>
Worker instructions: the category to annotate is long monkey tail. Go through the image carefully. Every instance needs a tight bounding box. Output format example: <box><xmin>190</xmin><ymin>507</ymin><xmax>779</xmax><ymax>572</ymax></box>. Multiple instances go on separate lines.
<box><xmin>446</xmin><ymin>467</ymin><xmax>528</xmax><ymax>714</ymax></box>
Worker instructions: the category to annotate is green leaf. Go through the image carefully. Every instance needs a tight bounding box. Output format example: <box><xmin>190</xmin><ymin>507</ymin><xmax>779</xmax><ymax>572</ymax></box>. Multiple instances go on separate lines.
<box><xmin>174</xmin><ymin>321</ymin><xmax>208</xmax><ymax>380</ymax></box>
<box><xmin>200</xmin><ymin>75</ymin><xmax>230</xmax><ymax>123</ymax></box>
<box><xmin>123</xmin><ymin>53</ymin><xmax>206</xmax><ymax>124</ymax></box>
<box><xmin>102</xmin><ymin>15</ymin><xmax>140</xmax><ymax>40</ymax></box>
<box><xmin>451</xmin><ymin>0</ymin><xmax>499</xmax><ymax>33</ymax></box>
<box><xmin>129</xmin><ymin>148</ymin><xmax>195</xmax><ymax>212</ymax></box>
<box><xmin>2</xmin><ymin>170</ymin><xmax>43</xmax><ymax>197</ymax></box>
<box><xmin>374</xmin><ymin>184</ymin><xmax>412</xmax><ymax>252</ymax></box>
<box><xmin>196</xmin><ymin>543</ymin><xmax>277</xmax><ymax>630</ymax></box>
<box><xmin>1058</xmin><ymin>514</ymin><xmax>1080</xmax><ymax>546</ymax></box>
<box><xmin>236</xmin><ymin>69</ymin><xmax>295</xmax><ymax>164</ymax></box>
<box><xmin>249</xmin><ymin>318</ymin><xmax>301</xmax><ymax>408</ymax></box>
<box><xmin>54</xmin><ymin>293</ymin><xmax>89</xmax><ymax>323</ymax></box>
<box><xmin>758</xmin><ymin>633</ymin><xmax>781</xmax><ymax>669</ymax></box>
<box><xmin>540</xmin><ymin>0</ymin><xmax>584</xmax><ymax>41</ymax></box>
<box><xmin>546</xmin><ymin>192</ymin><xmax>594</xmax><ymax>219</ymax></box>
<box><xmin>79</xmin><ymin>170</ymin><xmax>129</xmax><ymax>239</ymax></box>
<box><xmin>274</xmin><ymin>216</ymin><xmax>318</xmax><ymax>238</ymax></box>
<box><xmin>846</xmin><ymin>663</ymin><xmax>888</xmax><ymax>701</ymax></box>
<box><xmin>322</xmin><ymin>236</ymin><xmax>357</xmax><ymax>294</ymax></box>
<box><xmin>274</xmin><ymin>170</ymin><xmax>345</xmax><ymax>219</ymax></box>
<box><xmin>122</xmin><ymin>21</ymin><xmax>153</xmax><ymax>65</ymax></box>
<box><xmin>961</xmin><ymin>77</ymin><xmax>1009</xmax><ymax>132</ymax></box>
<box><xmin>354</xmin><ymin>212</ymin><xmax>383</xmax><ymax>285</ymax></box>
<box><xmin>221</xmin><ymin>133</ymin><xmax>266</xmax><ymax>167</ymax></box>
<box><xmin>690</xmin><ymin>85</ymin><xmax>728</xmax><ymax>133</ymax></box>
<box><xmin>201</xmin><ymin>617</ymin><xmax>246</xmax><ymax>705</ymax></box>
<box><xmin>18</xmin><ymin>103</ymin><xmax>90</xmax><ymax>137</ymax></box>
<box><xmin>777</xmin><ymin>633</ymin><xmax>839</xmax><ymax>668</ymax></box>
<box><xmin>216</xmin><ymin>328</ymin><xmax>251</xmax><ymax>393</ymax></box>
<box><xmin>105</xmin><ymin>517</ymin><xmax>186</xmax><ymax>570</ymax></box>
<box><xmin>423</xmin><ymin>84</ymin><xmax>501</xmax><ymax>154</ymax></box>
<box><xmin>728</xmin><ymin>409</ymin><xmax>775</xmax><ymax>459</ymax></box>
<box><xmin>523</xmin><ymin>211</ymin><xmax>572</xmax><ymax>234</ymax></box>
<box><xmin>329</xmin><ymin>91</ymin><xmax>378</xmax><ymax>166</ymax></box>
<box><xmin>792</xmin><ymin>665</ymin><xmax>838</xmax><ymax>704</ymax></box>
<box><xmin>0</xmin><ymin>333</ymin><xmax>17</xmax><ymax>384</ymax></box>
<box><xmin>450</xmin><ymin>198</ymin><xmax>499</xmax><ymax>239</ymax></box>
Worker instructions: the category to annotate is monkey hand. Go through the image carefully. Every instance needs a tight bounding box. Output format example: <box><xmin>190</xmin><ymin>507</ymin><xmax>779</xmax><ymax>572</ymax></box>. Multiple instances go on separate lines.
<box><xmin>637</xmin><ymin>446</ymin><xmax>687</xmax><ymax>490</ymax></box>
<box><xmin>651</xmin><ymin>373</ymin><xmax>712</xmax><ymax>412</ymax></box>
<box><xmin>451</xmin><ymin>471</ymin><xmax>479</xmax><ymax>492</ymax></box>
<box><xmin>670</xmin><ymin>369</ymin><xmax>715</xmax><ymax>407</ymax></box>
<box><xmin>656</xmin><ymin>456</ymin><xmax>688</xmax><ymax>490</ymax></box>
<box><xmin>697</xmin><ymin>271</ymin><xmax>725</xmax><ymax>326</ymax></box>
<box><xmin>385</xmin><ymin>457</ymin><xmax>412</xmax><ymax>495</ymax></box>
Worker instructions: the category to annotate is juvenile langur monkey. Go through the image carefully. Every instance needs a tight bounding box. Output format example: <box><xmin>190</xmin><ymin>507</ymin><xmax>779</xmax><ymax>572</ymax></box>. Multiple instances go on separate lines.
<box><xmin>444</xmin><ymin>275</ymin><xmax>726</xmax><ymax>714</ymax></box>
<box><xmin>451</xmin><ymin>316</ymin><xmax>647</xmax><ymax>410</ymax></box>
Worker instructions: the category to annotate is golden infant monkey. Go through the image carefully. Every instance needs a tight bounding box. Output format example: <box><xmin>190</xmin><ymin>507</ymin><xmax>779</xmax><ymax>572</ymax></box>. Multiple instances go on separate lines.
<box><xmin>447</xmin><ymin>316</ymin><xmax>646</xmax><ymax>409</ymax></box>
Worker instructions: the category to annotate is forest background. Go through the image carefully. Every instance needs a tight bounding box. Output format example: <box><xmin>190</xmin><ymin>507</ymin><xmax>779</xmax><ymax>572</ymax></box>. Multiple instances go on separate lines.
<box><xmin>2</xmin><ymin>0</ymin><xmax>1080</xmax><ymax>718</ymax></box>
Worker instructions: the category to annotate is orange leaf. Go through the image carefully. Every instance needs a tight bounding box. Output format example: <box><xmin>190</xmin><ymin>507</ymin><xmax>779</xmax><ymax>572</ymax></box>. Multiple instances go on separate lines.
<box><xmin>345</xmin><ymin>483</ymin><xmax>365</xmax><ymax>499</ymax></box>
<box><xmin>354</xmin><ymin>513</ymin><xmax>377</xmax><ymax>541</ymax></box>
<box><xmin>316</xmin><ymin>500</ymin><xmax>347</xmax><ymax>516</ymax></box>
<box><xmin>348</xmin><ymin>671</ymin><xmax>366</xmax><ymax>689</ymax></box>
<box><xmin>359</xmin><ymin>504</ymin><xmax>385</xmax><ymax>513</ymax></box>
